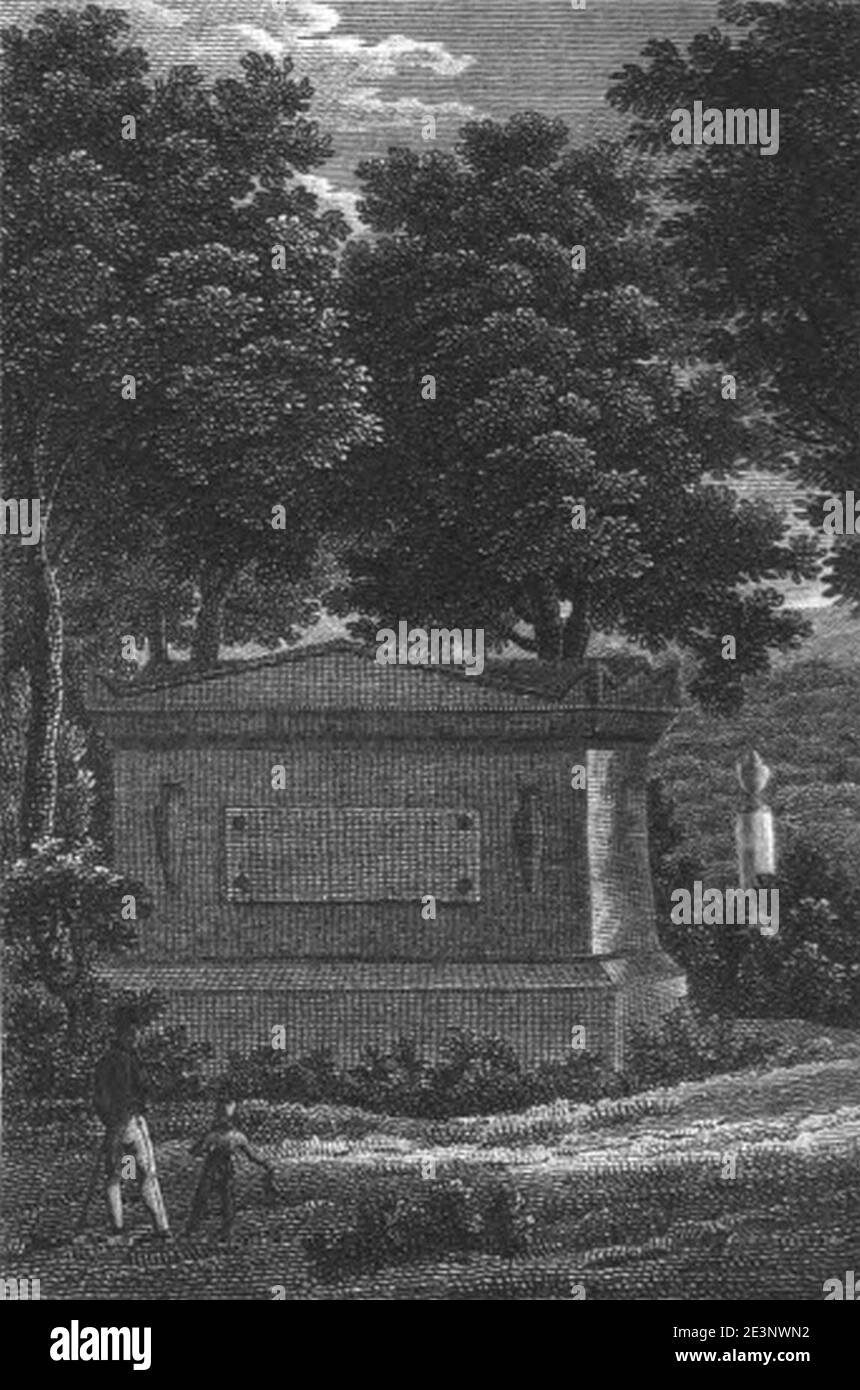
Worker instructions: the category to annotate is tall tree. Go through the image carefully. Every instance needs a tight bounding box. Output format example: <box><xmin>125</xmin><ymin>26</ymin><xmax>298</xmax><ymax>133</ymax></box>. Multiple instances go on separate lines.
<box><xmin>2</xmin><ymin>6</ymin><xmax>375</xmax><ymax>842</ymax></box>
<box><xmin>110</xmin><ymin>218</ymin><xmax>376</xmax><ymax>667</ymax></box>
<box><xmin>607</xmin><ymin>0</ymin><xmax>860</xmax><ymax>600</ymax></box>
<box><xmin>337</xmin><ymin>115</ymin><xmax>813</xmax><ymax>699</ymax></box>
<box><xmin>2</xmin><ymin>140</ymin><xmax>138</xmax><ymax>843</ymax></box>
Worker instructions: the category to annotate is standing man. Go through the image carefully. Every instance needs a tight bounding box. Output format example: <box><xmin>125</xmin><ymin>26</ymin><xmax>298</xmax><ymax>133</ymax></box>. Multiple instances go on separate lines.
<box><xmin>93</xmin><ymin>1006</ymin><xmax>170</xmax><ymax>1241</ymax></box>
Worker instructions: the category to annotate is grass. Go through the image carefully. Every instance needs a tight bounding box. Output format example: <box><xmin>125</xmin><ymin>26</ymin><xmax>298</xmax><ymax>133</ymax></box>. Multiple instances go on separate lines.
<box><xmin>3</xmin><ymin>1020</ymin><xmax>860</xmax><ymax>1300</ymax></box>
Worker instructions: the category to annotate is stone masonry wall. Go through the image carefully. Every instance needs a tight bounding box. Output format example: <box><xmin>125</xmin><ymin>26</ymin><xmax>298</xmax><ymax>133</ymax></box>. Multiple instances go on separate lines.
<box><xmin>114</xmin><ymin>736</ymin><xmax>591</xmax><ymax>963</ymax></box>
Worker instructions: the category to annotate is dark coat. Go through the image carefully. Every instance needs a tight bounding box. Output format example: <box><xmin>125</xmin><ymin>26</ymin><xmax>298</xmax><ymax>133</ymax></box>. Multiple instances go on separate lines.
<box><xmin>94</xmin><ymin>1043</ymin><xmax>147</xmax><ymax>1128</ymax></box>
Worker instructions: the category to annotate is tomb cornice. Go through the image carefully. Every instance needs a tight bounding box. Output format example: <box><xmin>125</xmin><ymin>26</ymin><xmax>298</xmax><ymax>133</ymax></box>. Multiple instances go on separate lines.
<box><xmin>93</xmin><ymin>709</ymin><xmax>677</xmax><ymax>749</ymax></box>
<box><xmin>86</xmin><ymin>645</ymin><xmax>681</xmax><ymax>748</ymax></box>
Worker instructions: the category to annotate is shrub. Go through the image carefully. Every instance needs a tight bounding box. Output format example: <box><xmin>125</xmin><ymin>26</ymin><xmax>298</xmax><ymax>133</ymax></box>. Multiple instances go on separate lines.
<box><xmin>2</xmin><ymin>841</ymin><xmax>208</xmax><ymax>1100</ymax></box>
<box><xmin>650</xmin><ymin>768</ymin><xmax>860</xmax><ymax>1026</ymax></box>
<box><xmin>303</xmin><ymin>1178</ymin><xmax>532</xmax><ymax>1282</ymax></box>
<box><xmin>735</xmin><ymin>844</ymin><xmax>860</xmax><ymax>1026</ymax></box>
<box><xmin>3</xmin><ymin>975</ymin><xmax>210</xmax><ymax>1105</ymax></box>
<box><xmin>424</xmin><ymin>1032</ymin><xmax>533</xmax><ymax>1116</ymax></box>
<box><xmin>620</xmin><ymin>1005</ymin><xmax>781</xmax><ymax>1092</ymax></box>
<box><xmin>222</xmin><ymin>1030</ymin><xmax>617</xmax><ymax>1117</ymax></box>
<box><xmin>3</xmin><ymin>839</ymin><xmax>145</xmax><ymax>991</ymax></box>
<box><xmin>341</xmin><ymin>1037</ymin><xmax>437</xmax><ymax>1114</ymax></box>
<box><xmin>222</xmin><ymin>1013</ymin><xmax>793</xmax><ymax>1118</ymax></box>
<box><xmin>134</xmin><ymin>1015</ymin><xmax>211</xmax><ymax>1102</ymax></box>
<box><xmin>222</xmin><ymin>1046</ymin><xmax>347</xmax><ymax>1106</ymax></box>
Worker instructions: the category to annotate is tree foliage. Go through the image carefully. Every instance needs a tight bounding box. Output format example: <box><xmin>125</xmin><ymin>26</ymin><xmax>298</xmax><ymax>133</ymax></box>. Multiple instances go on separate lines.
<box><xmin>337</xmin><ymin>114</ymin><xmax>812</xmax><ymax>693</ymax></box>
<box><xmin>1</xmin><ymin>6</ymin><xmax>375</xmax><ymax>841</ymax></box>
<box><xmin>607</xmin><ymin>0</ymin><xmax>860</xmax><ymax>602</ymax></box>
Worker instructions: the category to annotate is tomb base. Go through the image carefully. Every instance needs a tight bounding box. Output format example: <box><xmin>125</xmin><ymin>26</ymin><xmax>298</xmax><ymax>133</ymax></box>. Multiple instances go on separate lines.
<box><xmin>97</xmin><ymin>952</ymin><xmax>686</xmax><ymax>1075</ymax></box>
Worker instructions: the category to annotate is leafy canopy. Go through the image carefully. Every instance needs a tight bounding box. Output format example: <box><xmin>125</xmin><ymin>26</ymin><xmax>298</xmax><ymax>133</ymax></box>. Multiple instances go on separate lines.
<box><xmin>337</xmin><ymin>113</ymin><xmax>812</xmax><ymax>700</ymax></box>
<box><xmin>607</xmin><ymin>0</ymin><xmax>860</xmax><ymax>604</ymax></box>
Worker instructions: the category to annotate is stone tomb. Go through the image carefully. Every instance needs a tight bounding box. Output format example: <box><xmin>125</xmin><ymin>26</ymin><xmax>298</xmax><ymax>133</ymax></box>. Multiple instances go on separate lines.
<box><xmin>87</xmin><ymin>642</ymin><xmax>686</xmax><ymax>1070</ymax></box>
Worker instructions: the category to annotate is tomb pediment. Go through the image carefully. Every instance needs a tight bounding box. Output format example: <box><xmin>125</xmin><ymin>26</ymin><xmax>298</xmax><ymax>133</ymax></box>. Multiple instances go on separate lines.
<box><xmin>87</xmin><ymin>641</ymin><xmax>679</xmax><ymax>747</ymax></box>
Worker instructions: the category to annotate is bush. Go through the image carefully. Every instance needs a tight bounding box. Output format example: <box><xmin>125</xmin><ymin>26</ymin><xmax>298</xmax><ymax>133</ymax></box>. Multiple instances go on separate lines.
<box><xmin>134</xmin><ymin>1013</ymin><xmax>211</xmax><ymax>1102</ymax></box>
<box><xmin>650</xmin><ymin>770</ymin><xmax>860</xmax><ymax>1026</ymax></box>
<box><xmin>304</xmin><ymin>1178</ymin><xmax>532</xmax><ymax>1282</ymax></box>
<box><xmin>222</xmin><ymin>1013</ymin><xmax>790</xmax><ymax>1118</ymax></box>
<box><xmin>620</xmin><ymin>1006</ymin><xmax>782</xmax><ymax>1092</ymax></box>
<box><xmin>3</xmin><ymin>974</ymin><xmax>210</xmax><ymax>1104</ymax></box>
<box><xmin>222</xmin><ymin>1046</ymin><xmax>347</xmax><ymax>1107</ymax></box>
<box><xmin>3</xmin><ymin>839</ymin><xmax>145</xmax><ymax>990</ymax></box>
<box><xmin>2</xmin><ymin>840</ymin><xmax>208</xmax><ymax>1101</ymax></box>
<box><xmin>341</xmin><ymin>1037</ymin><xmax>437</xmax><ymax>1114</ymax></box>
<box><xmin>222</xmin><ymin>1030</ymin><xmax>617</xmax><ymax>1118</ymax></box>
<box><xmin>735</xmin><ymin>844</ymin><xmax>860</xmax><ymax>1026</ymax></box>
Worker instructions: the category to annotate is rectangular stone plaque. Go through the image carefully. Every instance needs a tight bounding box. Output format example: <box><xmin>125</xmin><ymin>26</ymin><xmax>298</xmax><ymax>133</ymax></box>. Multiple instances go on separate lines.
<box><xmin>224</xmin><ymin>807</ymin><xmax>480</xmax><ymax>904</ymax></box>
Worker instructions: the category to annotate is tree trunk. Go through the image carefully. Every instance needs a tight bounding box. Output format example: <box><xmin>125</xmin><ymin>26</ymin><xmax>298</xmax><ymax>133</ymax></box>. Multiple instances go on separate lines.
<box><xmin>192</xmin><ymin>575</ymin><xmax>228</xmax><ymax>669</ymax></box>
<box><xmin>530</xmin><ymin>583</ymin><xmax>563</xmax><ymax>662</ymax></box>
<box><xmin>561</xmin><ymin>607</ymin><xmax>589</xmax><ymax>661</ymax></box>
<box><xmin>146</xmin><ymin>607</ymin><xmax>170</xmax><ymax>670</ymax></box>
<box><xmin>529</xmin><ymin>584</ymin><xmax>590</xmax><ymax>663</ymax></box>
<box><xmin>21</xmin><ymin>537</ymin><xmax>64</xmax><ymax>846</ymax></box>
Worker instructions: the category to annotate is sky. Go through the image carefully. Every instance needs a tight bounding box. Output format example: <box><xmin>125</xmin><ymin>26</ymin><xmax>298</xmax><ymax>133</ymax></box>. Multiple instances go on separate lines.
<box><xmin>6</xmin><ymin>0</ymin><xmax>723</xmax><ymax>214</ymax></box>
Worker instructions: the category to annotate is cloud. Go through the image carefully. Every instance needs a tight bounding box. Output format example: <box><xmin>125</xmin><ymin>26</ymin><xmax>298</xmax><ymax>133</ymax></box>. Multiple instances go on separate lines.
<box><xmin>295</xmin><ymin>171</ymin><xmax>364</xmax><ymax>229</ymax></box>
<box><xmin>257</xmin><ymin>3</ymin><xmax>477</xmax><ymax>133</ymax></box>
<box><xmin>8</xmin><ymin>1</ymin><xmax>726</xmax><ymax>195</ymax></box>
<box><xmin>79</xmin><ymin>0</ymin><xmax>477</xmax><ymax>182</ymax></box>
<box><xmin>115</xmin><ymin>2</ymin><xmax>475</xmax><ymax>95</ymax></box>
<box><xmin>276</xmin><ymin>0</ymin><xmax>342</xmax><ymax>39</ymax></box>
<box><xmin>130</xmin><ymin>0</ymin><xmax>190</xmax><ymax>28</ymax></box>
<box><xmin>2</xmin><ymin>0</ymin><xmax>479</xmax><ymax>205</ymax></box>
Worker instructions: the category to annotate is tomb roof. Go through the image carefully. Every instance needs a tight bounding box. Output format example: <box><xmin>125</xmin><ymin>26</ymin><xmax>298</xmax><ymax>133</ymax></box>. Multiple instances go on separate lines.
<box><xmin>86</xmin><ymin>639</ymin><xmax>679</xmax><ymax>714</ymax></box>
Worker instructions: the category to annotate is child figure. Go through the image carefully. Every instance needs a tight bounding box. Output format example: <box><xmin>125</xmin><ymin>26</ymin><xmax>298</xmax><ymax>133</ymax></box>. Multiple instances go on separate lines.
<box><xmin>186</xmin><ymin>1097</ymin><xmax>276</xmax><ymax>1240</ymax></box>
